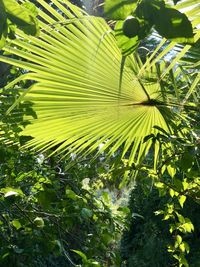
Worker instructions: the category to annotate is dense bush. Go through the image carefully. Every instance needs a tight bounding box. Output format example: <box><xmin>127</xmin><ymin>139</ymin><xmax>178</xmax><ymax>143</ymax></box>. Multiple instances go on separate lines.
<box><xmin>121</xmin><ymin>182</ymin><xmax>200</xmax><ymax>267</ymax></box>
<box><xmin>0</xmin><ymin>142</ymin><xmax>129</xmax><ymax>266</ymax></box>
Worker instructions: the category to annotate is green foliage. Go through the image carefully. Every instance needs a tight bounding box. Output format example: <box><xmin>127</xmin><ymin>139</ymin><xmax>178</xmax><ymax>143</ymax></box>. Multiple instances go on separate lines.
<box><xmin>121</xmin><ymin>104</ymin><xmax>200</xmax><ymax>266</ymax></box>
<box><xmin>121</xmin><ymin>180</ymin><xmax>200</xmax><ymax>267</ymax></box>
<box><xmin>105</xmin><ymin>0</ymin><xmax>195</xmax><ymax>55</ymax></box>
<box><xmin>121</xmin><ymin>184</ymin><xmax>174</xmax><ymax>267</ymax></box>
<box><xmin>0</xmin><ymin>0</ymin><xmax>39</xmax><ymax>48</ymax></box>
<box><xmin>104</xmin><ymin>0</ymin><xmax>137</xmax><ymax>20</ymax></box>
<box><xmin>153</xmin><ymin>7</ymin><xmax>193</xmax><ymax>42</ymax></box>
<box><xmin>0</xmin><ymin>141</ymin><xmax>130</xmax><ymax>266</ymax></box>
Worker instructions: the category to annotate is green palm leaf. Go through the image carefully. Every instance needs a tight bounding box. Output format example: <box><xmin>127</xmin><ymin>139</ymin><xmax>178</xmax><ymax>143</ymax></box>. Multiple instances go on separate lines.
<box><xmin>0</xmin><ymin>0</ymin><xmax>194</xmax><ymax>165</ymax></box>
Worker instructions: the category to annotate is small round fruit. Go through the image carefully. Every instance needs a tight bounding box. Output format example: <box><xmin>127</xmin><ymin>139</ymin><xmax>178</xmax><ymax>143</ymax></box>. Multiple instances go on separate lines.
<box><xmin>122</xmin><ymin>16</ymin><xmax>140</xmax><ymax>38</ymax></box>
<box><xmin>33</xmin><ymin>217</ymin><xmax>44</xmax><ymax>228</ymax></box>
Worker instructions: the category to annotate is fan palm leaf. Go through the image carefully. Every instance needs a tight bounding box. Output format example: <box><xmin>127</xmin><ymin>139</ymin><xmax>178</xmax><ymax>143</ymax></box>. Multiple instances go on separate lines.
<box><xmin>0</xmin><ymin>0</ymin><xmax>198</xmax><ymax>165</ymax></box>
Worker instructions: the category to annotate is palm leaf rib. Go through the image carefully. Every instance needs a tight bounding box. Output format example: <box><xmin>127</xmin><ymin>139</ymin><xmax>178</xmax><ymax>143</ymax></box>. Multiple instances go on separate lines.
<box><xmin>0</xmin><ymin>0</ymin><xmax>188</xmax><ymax>164</ymax></box>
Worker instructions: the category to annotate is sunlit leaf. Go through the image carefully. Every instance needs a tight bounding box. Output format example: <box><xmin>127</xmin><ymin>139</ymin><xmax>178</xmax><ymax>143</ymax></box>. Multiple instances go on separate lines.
<box><xmin>104</xmin><ymin>0</ymin><xmax>137</xmax><ymax>20</ymax></box>
<box><xmin>12</xmin><ymin>219</ymin><xmax>22</xmax><ymax>230</ymax></box>
<box><xmin>178</xmin><ymin>195</ymin><xmax>186</xmax><ymax>208</ymax></box>
<box><xmin>2</xmin><ymin>0</ymin><xmax>39</xmax><ymax>35</ymax></box>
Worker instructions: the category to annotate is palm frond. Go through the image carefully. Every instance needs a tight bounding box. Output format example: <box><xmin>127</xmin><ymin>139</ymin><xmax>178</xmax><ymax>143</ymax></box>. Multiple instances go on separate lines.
<box><xmin>0</xmin><ymin>0</ymin><xmax>194</xmax><ymax>165</ymax></box>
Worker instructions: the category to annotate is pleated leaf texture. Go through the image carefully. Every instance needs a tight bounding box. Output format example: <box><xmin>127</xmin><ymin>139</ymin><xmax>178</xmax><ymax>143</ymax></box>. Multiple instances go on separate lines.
<box><xmin>0</xmin><ymin>0</ymin><xmax>193</xmax><ymax>165</ymax></box>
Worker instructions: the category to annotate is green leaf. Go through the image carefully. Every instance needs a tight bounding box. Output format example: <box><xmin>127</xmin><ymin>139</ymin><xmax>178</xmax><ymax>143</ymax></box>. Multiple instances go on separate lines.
<box><xmin>118</xmin><ymin>206</ymin><xmax>130</xmax><ymax>215</ymax></box>
<box><xmin>179</xmin><ymin>242</ymin><xmax>186</xmax><ymax>253</ymax></box>
<box><xmin>104</xmin><ymin>0</ymin><xmax>137</xmax><ymax>20</ymax></box>
<box><xmin>154</xmin><ymin>182</ymin><xmax>165</xmax><ymax>189</ymax></box>
<box><xmin>167</xmin><ymin>164</ymin><xmax>176</xmax><ymax>178</ymax></box>
<box><xmin>182</xmin><ymin>242</ymin><xmax>190</xmax><ymax>254</ymax></box>
<box><xmin>180</xmin><ymin>149</ymin><xmax>194</xmax><ymax>172</ymax></box>
<box><xmin>163</xmin><ymin>214</ymin><xmax>171</xmax><ymax>220</ymax></box>
<box><xmin>65</xmin><ymin>189</ymin><xmax>77</xmax><ymax>200</ymax></box>
<box><xmin>71</xmin><ymin>249</ymin><xmax>87</xmax><ymax>262</ymax></box>
<box><xmin>4</xmin><ymin>191</ymin><xmax>18</xmax><ymax>198</ymax></box>
<box><xmin>102</xmin><ymin>232</ymin><xmax>113</xmax><ymax>245</ymax></box>
<box><xmin>153</xmin><ymin>125</ymin><xmax>170</xmax><ymax>136</ymax></box>
<box><xmin>22</xmin><ymin>2</ymin><xmax>38</xmax><ymax>16</ymax></box>
<box><xmin>2</xmin><ymin>0</ymin><xmax>39</xmax><ymax>35</ymax></box>
<box><xmin>1</xmin><ymin>187</ymin><xmax>24</xmax><ymax>198</ymax></box>
<box><xmin>135</xmin><ymin>0</ymin><xmax>165</xmax><ymax>22</ymax></box>
<box><xmin>178</xmin><ymin>195</ymin><xmax>186</xmax><ymax>208</ymax></box>
<box><xmin>115</xmin><ymin>16</ymin><xmax>152</xmax><ymax>55</ymax></box>
<box><xmin>176</xmin><ymin>234</ymin><xmax>182</xmax><ymax>245</ymax></box>
<box><xmin>176</xmin><ymin>212</ymin><xmax>185</xmax><ymax>223</ymax></box>
<box><xmin>182</xmin><ymin>180</ymin><xmax>189</xmax><ymax>191</ymax></box>
<box><xmin>115</xmin><ymin>20</ymin><xmax>139</xmax><ymax>55</ymax></box>
<box><xmin>102</xmin><ymin>191</ymin><xmax>111</xmax><ymax>204</ymax></box>
<box><xmin>12</xmin><ymin>219</ymin><xmax>22</xmax><ymax>230</ymax></box>
<box><xmin>154</xmin><ymin>7</ymin><xmax>194</xmax><ymax>43</ymax></box>
<box><xmin>167</xmin><ymin>204</ymin><xmax>174</xmax><ymax>214</ymax></box>
<box><xmin>182</xmin><ymin>219</ymin><xmax>194</xmax><ymax>233</ymax></box>
<box><xmin>169</xmin><ymin>188</ymin><xmax>175</xmax><ymax>198</ymax></box>
<box><xmin>88</xmin><ymin>260</ymin><xmax>101</xmax><ymax>266</ymax></box>
<box><xmin>179</xmin><ymin>255</ymin><xmax>189</xmax><ymax>267</ymax></box>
